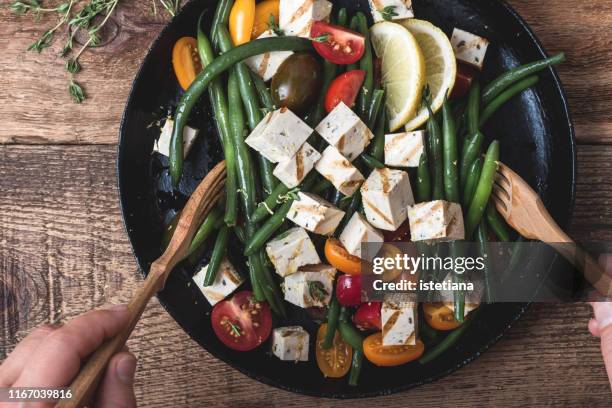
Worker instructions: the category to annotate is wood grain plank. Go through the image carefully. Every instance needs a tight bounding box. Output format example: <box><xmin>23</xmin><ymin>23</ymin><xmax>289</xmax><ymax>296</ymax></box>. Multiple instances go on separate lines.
<box><xmin>0</xmin><ymin>144</ymin><xmax>611</xmax><ymax>406</ymax></box>
<box><xmin>0</xmin><ymin>1</ymin><xmax>611</xmax><ymax>144</ymax></box>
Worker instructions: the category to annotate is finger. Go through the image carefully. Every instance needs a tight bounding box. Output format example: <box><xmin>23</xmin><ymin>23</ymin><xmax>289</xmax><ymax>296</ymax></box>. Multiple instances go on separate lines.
<box><xmin>589</xmin><ymin>318</ymin><xmax>601</xmax><ymax>338</ymax></box>
<box><xmin>14</xmin><ymin>305</ymin><xmax>130</xmax><ymax>388</ymax></box>
<box><xmin>94</xmin><ymin>352</ymin><xmax>137</xmax><ymax>408</ymax></box>
<box><xmin>0</xmin><ymin>324</ymin><xmax>59</xmax><ymax>386</ymax></box>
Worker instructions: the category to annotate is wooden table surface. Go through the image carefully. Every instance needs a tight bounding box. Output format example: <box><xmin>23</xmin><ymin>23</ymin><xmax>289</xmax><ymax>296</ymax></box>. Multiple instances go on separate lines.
<box><xmin>1</xmin><ymin>1</ymin><xmax>611</xmax><ymax>406</ymax></box>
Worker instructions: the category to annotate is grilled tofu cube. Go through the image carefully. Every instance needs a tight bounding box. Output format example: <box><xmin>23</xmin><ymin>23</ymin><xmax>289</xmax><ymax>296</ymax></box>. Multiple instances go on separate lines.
<box><xmin>368</xmin><ymin>0</ymin><xmax>414</xmax><ymax>23</ymax></box>
<box><xmin>407</xmin><ymin>200</ymin><xmax>465</xmax><ymax>242</ymax></box>
<box><xmin>315</xmin><ymin>102</ymin><xmax>374</xmax><ymax>161</ymax></box>
<box><xmin>440</xmin><ymin>272</ymin><xmax>482</xmax><ymax>317</ymax></box>
<box><xmin>286</xmin><ymin>192</ymin><xmax>345</xmax><ymax>235</ymax></box>
<box><xmin>244</xmin><ymin>30</ymin><xmax>294</xmax><ymax>82</ymax></box>
<box><xmin>381</xmin><ymin>296</ymin><xmax>418</xmax><ymax>346</ymax></box>
<box><xmin>245</xmin><ymin>108</ymin><xmax>313</xmax><ymax>163</ymax></box>
<box><xmin>154</xmin><ymin>118</ymin><xmax>199</xmax><ymax>158</ymax></box>
<box><xmin>272</xmin><ymin>326</ymin><xmax>310</xmax><ymax>362</ymax></box>
<box><xmin>384</xmin><ymin>130</ymin><xmax>425</xmax><ymax>168</ymax></box>
<box><xmin>339</xmin><ymin>213</ymin><xmax>384</xmax><ymax>259</ymax></box>
<box><xmin>315</xmin><ymin>146</ymin><xmax>365</xmax><ymax>196</ymax></box>
<box><xmin>361</xmin><ymin>168</ymin><xmax>414</xmax><ymax>231</ymax></box>
<box><xmin>192</xmin><ymin>258</ymin><xmax>244</xmax><ymax>306</ymax></box>
<box><xmin>279</xmin><ymin>0</ymin><xmax>333</xmax><ymax>38</ymax></box>
<box><xmin>451</xmin><ymin>28</ymin><xmax>490</xmax><ymax>71</ymax></box>
<box><xmin>266</xmin><ymin>227</ymin><xmax>321</xmax><ymax>277</ymax></box>
<box><xmin>283</xmin><ymin>264</ymin><xmax>336</xmax><ymax>308</ymax></box>
<box><xmin>273</xmin><ymin>142</ymin><xmax>321</xmax><ymax>188</ymax></box>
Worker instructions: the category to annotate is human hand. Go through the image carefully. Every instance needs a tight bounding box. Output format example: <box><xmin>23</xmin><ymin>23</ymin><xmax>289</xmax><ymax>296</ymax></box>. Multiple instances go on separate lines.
<box><xmin>0</xmin><ymin>304</ymin><xmax>137</xmax><ymax>408</ymax></box>
<box><xmin>588</xmin><ymin>254</ymin><xmax>612</xmax><ymax>389</ymax></box>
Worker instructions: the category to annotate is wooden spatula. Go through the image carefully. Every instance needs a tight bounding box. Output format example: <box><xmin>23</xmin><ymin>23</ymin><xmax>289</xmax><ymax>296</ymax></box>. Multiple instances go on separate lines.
<box><xmin>491</xmin><ymin>161</ymin><xmax>612</xmax><ymax>297</ymax></box>
<box><xmin>57</xmin><ymin>161</ymin><xmax>227</xmax><ymax>408</ymax></box>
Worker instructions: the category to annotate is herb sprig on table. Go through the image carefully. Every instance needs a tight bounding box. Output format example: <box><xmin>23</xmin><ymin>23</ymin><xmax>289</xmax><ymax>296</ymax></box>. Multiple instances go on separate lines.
<box><xmin>9</xmin><ymin>0</ymin><xmax>181</xmax><ymax>103</ymax></box>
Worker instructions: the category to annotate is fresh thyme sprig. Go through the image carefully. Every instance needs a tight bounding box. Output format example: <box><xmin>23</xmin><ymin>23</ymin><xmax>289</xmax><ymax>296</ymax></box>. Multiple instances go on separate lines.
<box><xmin>379</xmin><ymin>5</ymin><xmax>399</xmax><ymax>21</ymax></box>
<box><xmin>268</xmin><ymin>14</ymin><xmax>283</xmax><ymax>36</ymax></box>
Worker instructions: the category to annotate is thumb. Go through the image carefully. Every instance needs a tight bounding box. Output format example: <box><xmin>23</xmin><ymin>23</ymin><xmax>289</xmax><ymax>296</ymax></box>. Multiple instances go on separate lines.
<box><xmin>94</xmin><ymin>352</ymin><xmax>137</xmax><ymax>408</ymax></box>
<box><xmin>600</xmin><ymin>325</ymin><xmax>612</xmax><ymax>390</ymax></box>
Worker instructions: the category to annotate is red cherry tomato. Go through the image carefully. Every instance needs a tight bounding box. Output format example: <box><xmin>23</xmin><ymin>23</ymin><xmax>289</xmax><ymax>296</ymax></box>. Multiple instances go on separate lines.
<box><xmin>310</xmin><ymin>21</ymin><xmax>365</xmax><ymax>65</ymax></box>
<box><xmin>353</xmin><ymin>302</ymin><xmax>382</xmax><ymax>331</ymax></box>
<box><xmin>451</xmin><ymin>62</ymin><xmax>479</xmax><ymax>99</ymax></box>
<box><xmin>336</xmin><ymin>274</ymin><xmax>362</xmax><ymax>306</ymax></box>
<box><xmin>324</xmin><ymin>70</ymin><xmax>366</xmax><ymax>113</ymax></box>
<box><xmin>211</xmin><ymin>290</ymin><xmax>272</xmax><ymax>351</ymax></box>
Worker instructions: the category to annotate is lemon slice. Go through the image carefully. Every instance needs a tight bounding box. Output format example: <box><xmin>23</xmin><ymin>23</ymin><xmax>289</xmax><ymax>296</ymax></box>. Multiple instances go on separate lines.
<box><xmin>370</xmin><ymin>22</ymin><xmax>426</xmax><ymax>132</ymax></box>
<box><xmin>399</xmin><ymin>19</ymin><xmax>457</xmax><ymax>131</ymax></box>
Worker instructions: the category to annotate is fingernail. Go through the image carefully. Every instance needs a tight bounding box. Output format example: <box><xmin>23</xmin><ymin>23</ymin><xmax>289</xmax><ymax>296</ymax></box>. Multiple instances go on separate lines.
<box><xmin>102</xmin><ymin>304</ymin><xmax>128</xmax><ymax>312</ymax></box>
<box><xmin>116</xmin><ymin>354</ymin><xmax>137</xmax><ymax>384</ymax></box>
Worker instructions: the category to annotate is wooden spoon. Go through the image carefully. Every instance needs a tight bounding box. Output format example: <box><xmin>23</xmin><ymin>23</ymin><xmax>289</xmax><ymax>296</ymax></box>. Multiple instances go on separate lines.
<box><xmin>57</xmin><ymin>161</ymin><xmax>227</xmax><ymax>408</ymax></box>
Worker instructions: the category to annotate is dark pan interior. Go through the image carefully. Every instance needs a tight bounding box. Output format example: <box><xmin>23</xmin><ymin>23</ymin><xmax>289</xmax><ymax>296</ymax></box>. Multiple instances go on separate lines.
<box><xmin>117</xmin><ymin>0</ymin><xmax>575</xmax><ymax>398</ymax></box>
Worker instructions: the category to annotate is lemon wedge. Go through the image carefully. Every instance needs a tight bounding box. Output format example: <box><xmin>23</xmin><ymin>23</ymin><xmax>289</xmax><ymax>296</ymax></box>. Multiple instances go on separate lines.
<box><xmin>370</xmin><ymin>22</ymin><xmax>426</xmax><ymax>132</ymax></box>
<box><xmin>399</xmin><ymin>19</ymin><xmax>457</xmax><ymax>131</ymax></box>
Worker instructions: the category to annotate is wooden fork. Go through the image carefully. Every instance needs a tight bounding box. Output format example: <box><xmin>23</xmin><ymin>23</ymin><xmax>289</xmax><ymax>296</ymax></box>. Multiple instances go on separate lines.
<box><xmin>57</xmin><ymin>161</ymin><xmax>227</xmax><ymax>408</ymax></box>
<box><xmin>491</xmin><ymin>161</ymin><xmax>612</xmax><ymax>297</ymax></box>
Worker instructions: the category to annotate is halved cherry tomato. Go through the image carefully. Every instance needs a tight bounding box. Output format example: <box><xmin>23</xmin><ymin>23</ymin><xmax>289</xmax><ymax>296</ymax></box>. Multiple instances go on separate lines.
<box><xmin>353</xmin><ymin>302</ymin><xmax>382</xmax><ymax>331</ymax></box>
<box><xmin>363</xmin><ymin>332</ymin><xmax>425</xmax><ymax>367</ymax></box>
<box><xmin>211</xmin><ymin>291</ymin><xmax>272</xmax><ymax>351</ymax></box>
<box><xmin>229</xmin><ymin>0</ymin><xmax>256</xmax><ymax>46</ymax></box>
<box><xmin>324</xmin><ymin>70</ymin><xmax>366</xmax><ymax>113</ymax></box>
<box><xmin>336</xmin><ymin>274</ymin><xmax>362</xmax><ymax>306</ymax></box>
<box><xmin>310</xmin><ymin>21</ymin><xmax>365</xmax><ymax>65</ymax></box>
<box><xmin>172</xmin><ymin>37</ymin><xmax>202</xmax><ymax>90</ymax></box>
<box><xmin>252</xmin><ymin>0</ymin><xmax>279</xmax><ymax>39</ymax></box>
<box><xmin>450</xmin><ymin>62</ymin><xmax>478</xmax><ymax>99</ymax></box>
<box><xmin>325</xmin><ymin>238</ymin><xmax>361</xmax><ymax>275</ymax></box>
<box><xmin>316</xmin><ymin>323</ymin><xmax>352</xmax><ymax>378</ymax></box>
<box><xmin>422</xmin><ymin>302</ymin><xmax>462</xmax><ymax>331</ymax></box>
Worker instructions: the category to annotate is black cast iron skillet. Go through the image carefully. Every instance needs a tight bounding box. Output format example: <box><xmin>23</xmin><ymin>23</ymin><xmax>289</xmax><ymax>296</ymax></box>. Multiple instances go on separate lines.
<box><xmin>117</xmin><ymin>0</ymin><xmax>575</xmax><ymax>398</ymax></box>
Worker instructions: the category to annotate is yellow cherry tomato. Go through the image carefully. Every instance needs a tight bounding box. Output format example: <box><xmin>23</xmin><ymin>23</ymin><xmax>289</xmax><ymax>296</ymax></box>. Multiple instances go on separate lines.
<box><xmin>363</xmin><ymin>333</ymin><xmax>425</xmax><ymax>367</ymax></box>
<box><xmin>172</xmin><ymin>37</ymin><xmax>202</xmax><ymax>90</ymax></box>
<box><xmin>229</xmin><ymin>0</ymin><xmax>256</xmax><ymax>46</ymax></box>
<box><xmin>316</xmin><ymin>324</ymin><xmax>352</xmax><ymax>378</ymax></box>
<box><xmin>252</xmin><ymin>0</ymin><xmax>280</xmax><ymax>39</ymax></box>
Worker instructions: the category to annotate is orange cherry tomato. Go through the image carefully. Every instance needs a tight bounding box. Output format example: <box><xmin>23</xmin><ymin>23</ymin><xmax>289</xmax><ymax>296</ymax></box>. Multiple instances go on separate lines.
<box><xmin>252</xmin><ymin>0</ymin><xmax>279</xmax><ymax>39</ymax></box>
<box><xmin>325</xmin><ymin>238</ymin><xmax>362</xmax><ymax>275</ymax></box>
<box><xmin>422</xmin><ymin>302</ymin><xmax>462</xmax><ymax>331</ymax></box>
<box><xmin>172</xmin><ymin>37</ymin><xmax>202</xmax><ymax>90</ymax></box>
<box><xmin>316</xmin><ymin>323</ymin><xmax>352</xmax><ymax>378</ymax></box>
<box><xmin>363</xmin><ymin>332</ymin><xmax>425</xmax><ymax>367</ymax></box>
<box><xmin>229</xmin><ymin>0</ymin><xmax>256</xmax><ymax>46</ymax></box>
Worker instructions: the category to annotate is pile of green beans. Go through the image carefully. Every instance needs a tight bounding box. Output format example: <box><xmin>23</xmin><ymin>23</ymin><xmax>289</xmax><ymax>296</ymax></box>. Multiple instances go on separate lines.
<box><xmin>480</xmin><ymin>76</ymin><xmax>539</xmax><ymax>126</ymax></box>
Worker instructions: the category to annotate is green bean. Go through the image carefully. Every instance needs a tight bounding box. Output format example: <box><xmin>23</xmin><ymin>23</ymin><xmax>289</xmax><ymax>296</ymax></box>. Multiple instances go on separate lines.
<box><xmin>463</xmin><ymin>157</ymin><xmax>483</xmax><ymax>208</ymax></box>
<box><xmin>210</xmin><ymin>0</ymin><xmax>232</xmax><ymax>48</ymax></box>
<box><xmin>244</xmin><ymin>200</ymin><xmax>292</xmax><ymax>256</ymax></box>
<box><xmin>251</xmin><ymin>70</ymin><xmax>275</xmax><ymax>111</ymax></box>
<box><xmin>322</xmin><ymin>298</ymin><xmax>341</xmax><ymax>349</ymax></box>
<box><xmin>348</xmin><ymin>350</ymin><xmax>363</xmax><ymax>386</ymax></box>
<box><xmin>442</xmin><ymin>97</ymin><xmax>460</xmax><ymax>203</ymax></box>
<box><xmin>347</xmin><ymin>16</ymin><xmax>360</xmax><ymax>71</ymax></box>
<box><xmin>251</xmin><ymin>172</ymin><xmax>318</xmax><ymax>223</ymax></box>
<box><xmin>416</xmin><ymin>152</ymin><xmax>431</xmax><ymax>203</ymax></box>
<box><xmin>169</xmin><ymin>35</ymin><xmax>312</xmax><ymax>186</ymax></box>
<box><xmin>338</xmin><ymin>320</ymin><xmax>364</xmax><ymax>352</ymax></box>
<box><xmin>480</xmin><ymin>76</ymin><xmax>539</xmax><ymax>127</ymax></box>
<box><xmin>360</xmin><ymin>154</ymin><xmax>384</xmax><ymax>170</ymax></box>
<box><xmin>420</xmin><ymin>321</ymin><xmax>438</xmax><ymax>342</ymax></box>
<box><xmin>486</xmin><ymin>202</ymin><xmax>511</xmax><ymax>242</ymax></box>
<box><xmin>425</xmin><ymin>94</ymin><xmax>444</xmax><ymax>200</ymax></box>
<box><xmin>355</xmin><ymin>12</ymin><xmax>373</xmax><ymax>117</ymax></box>
<box><xmin>419</xmin><ymin>317</ymin><xmax>473</xmax><ymax>364</ymax></box>
<box><xmin>482</xmin><ymin>53</ymin><xmax>565</xmax><ymax>105</ymax></box>
<box><xmin>450</xmin><ymin>242</ymin><xmax>465</xmax><ymax>323</ymax></box>
<box><xmin>501</xmin><ymin>236</ymin><xmax>526</xmax><ymax>283</ymax></box>
<box><xmin>234</xmin><ymin>224</ymin><xmax>246</xmax><ymax>243</ymax></box>
<box><xmin>459</xmin><ymin>131</ymin><xmax>484</xmax><ymax>187</ymax></box>
<box><xmin>258</xmin><ymin>250</ymin><xmax>286</xmax><ymax>317</ymax></box>
<box><xmin>217</xmin><ymin>27</ymin><xmax>277</xmax><ymax>194</ymax></box>
<box><xmin>248</xmin><ymin>260</ymin><xmax>265</xmax><ymax>301</ymax></box>
<box><xmin>311</xmin><ymin>179</ymin><xmax>333</xmax><ymax>195</ymax></box>
<box><xmin>335</xmin><ymin>191</ymin><xmax>361</xmax><ymax>237</ymax></box>
<box><xmin>367</xmin><ymin>89</ymin><xmax>385</xmax><ymax>129</ymax></box>
<box><xmin>337</xmin><ymin>8</ymin><xmax>348</xmax><ymax>27</ymax></box>
<box><xmin>466</xmin><ymin>81</ymin><xmax>480</xmax><ymax>136</ymax></box>
<box><xmin>476</xmin><ymin>220</ymin><xmax>494</xmax><ymax>303</ymax></box>
<box><xmin>204</xmin><ymin>225</ymin><xmax>230</xmax><ymax>286</ymax></box>
<box><xmin>369</xmin><ymin>108</ymin><xmax>386</xmax><ymax>162</ymax></box>
<box><xmin>465</xmin><ymin>141</ymin><xmax>500</xmax><ymax>237</ymax></box>
<box><xmin>163</xmin><ymin>207</ymin><xmax>224</xmax><ymax>255</ymax></box>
